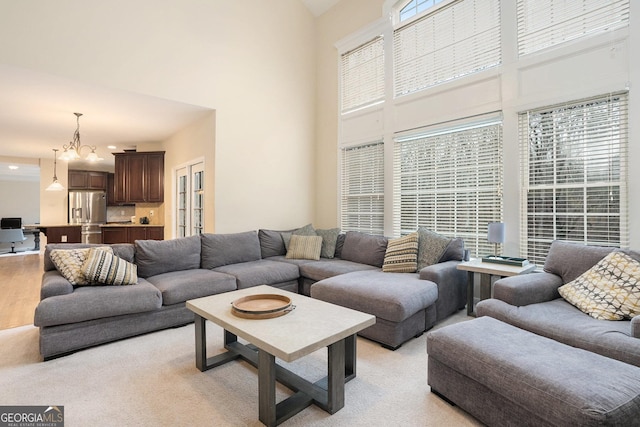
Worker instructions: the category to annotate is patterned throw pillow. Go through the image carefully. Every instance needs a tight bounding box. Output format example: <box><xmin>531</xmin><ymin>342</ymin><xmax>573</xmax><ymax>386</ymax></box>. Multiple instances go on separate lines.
<box><xmin>50</xmin><ymin>246</ymin><xmax>113</xmax><ymax>285</ymax></box>
<box><xmin>82</xmin><ymin>248</ymin><xmax>138</xmax><ymax>286</ymax></box>
<box><xmin>417</xmin><ymin>228</ymin><xmax>452</xmax><ymax>270</ymax></box>
<box><xmin>383</xmin><ymin>232</ymin><xmax>419</xmax><ymax>273</ymax></box>
<box><xmin>285</xmin><ymin>235</ymin><xmax>323</xmax><ymax>260</ymax></box>
<box><xmin>558</xmin><ymin>251</ymin><xmax>640</xmax><ymax>320</ymax></box>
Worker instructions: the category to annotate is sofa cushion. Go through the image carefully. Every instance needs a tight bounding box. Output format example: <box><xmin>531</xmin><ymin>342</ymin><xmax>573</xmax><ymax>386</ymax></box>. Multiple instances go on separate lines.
<box><xmin>299</xmin><ymin>258</ymin><xmax>379</xmax><ymax>282</ymax></box>
<box><xmin>50</xmin><ymin>246</ymin><xmax>113</xmax><ymax>285</ymax></box>
<box><xmin>544</xmin><ymin>240</ymin><xmax>615</xmax><ymax>283</ymax></box>
<box><xmin>258</xmin><ymin>228</ymin><xmax>294</xmax><ymax>258</ymax></box>
<box><xmin>135</xmin><ymin>236</ymin><xmax>201</xmax><ymax>278</ymax></box>
<box><xmin>44</xmin><ymin>243</ymin><xmax>134</xmax><ymax>272</ymax></box>
<box><xmin>316</xmin><ymin>228</ymin><xmax>340</xmax><ymax>259</ymax></box>
<box><xmin>382</xmin><ymin>232</ymin><xmax>419</xmax><ymax>273</ymax></box>
<box><xmin>286</xmin><ymin>235</ymin><xmax>322</xmax><ymax>260</ymax></box>
<box><xmin>34</xmin><ymin>278</ymin><xmax>162</xmax><ymax>327</ymax></box>
<box><xmin>201</xmin><ymin>231</ymin><xmax>261</xmax><ymax>269</ymax></box>
<box><xmin>334</xmin><ymin>234</ymin><xmax>346</xmax><ymax>258</ymax></box>
<box><xmin>213</xmin><ymin>259</ymin><xmax>300</xmax><ymax>289</ymax></box>
<box><xmin>476</xmin><ymin>298</ymin><xmax>640</xmax><ymax>367</ymax></box>
<box><xmin>81</xmin><ymin>248</ymin><xmax>138</xmax><ymax>286</ymax></box>
<box><xmin>558</xmin><ymin>251</ymin><xmax>640</xmax><ymax>320</ymax></box>
<box><xmin>417</xmin><ymin>228</ymin><xmax>451</xmax><ymax>270</ymax></box>
<box><xmin>311</xmin><ymin>270</ymin><xmax>438</xmax><ymax>323</ymax></box>
<box><xmin>146</xmin><ymin>269</ymin><xmax>237</xmax><ymax>305</ymax></box>
<box><xmin>340</xmin><ymin>231</ymin><xmax>388</xmax><ymax>268</ymax></box>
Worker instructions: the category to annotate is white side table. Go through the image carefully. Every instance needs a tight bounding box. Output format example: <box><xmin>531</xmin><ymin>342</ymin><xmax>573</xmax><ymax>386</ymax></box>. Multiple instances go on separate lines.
<box><xmin>457</xmin><ymin>260</ymin><xmax>537</xmax><ymax>316</ymax></box>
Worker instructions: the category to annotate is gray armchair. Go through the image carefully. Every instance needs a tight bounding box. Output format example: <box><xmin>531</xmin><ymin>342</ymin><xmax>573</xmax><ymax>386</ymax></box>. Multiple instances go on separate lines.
<box><xmin>0</xmin><ymin>228</ymin><xmax>27</xmax><ymax>253</ymax></box>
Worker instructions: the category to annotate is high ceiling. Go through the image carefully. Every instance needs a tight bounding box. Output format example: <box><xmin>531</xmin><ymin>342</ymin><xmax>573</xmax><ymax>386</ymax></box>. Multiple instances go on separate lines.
<box><xmin>0</xmin><ymin>64</ymin><xmax>212</xmax><ymax>178</ymax></box>
<box><xmin>0</xmin><ymin>0</ymin><xmax>341</xmax><ymax>180</ymax></box>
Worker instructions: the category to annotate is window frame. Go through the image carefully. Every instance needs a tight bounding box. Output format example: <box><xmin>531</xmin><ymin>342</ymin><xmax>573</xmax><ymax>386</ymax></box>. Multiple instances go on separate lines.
<box><xmin>519</xmin><ymin>93</ymin><xmax>629</xmax><ymax>265</ymax></box>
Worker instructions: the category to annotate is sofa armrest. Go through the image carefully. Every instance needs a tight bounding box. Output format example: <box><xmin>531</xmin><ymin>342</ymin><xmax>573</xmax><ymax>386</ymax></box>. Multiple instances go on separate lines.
<box><xmin>420</xmin><ymin>260</ymin><xmax>468</xmax><ymax>320</ymax></box>
<box><xmin>492</xmin><ymin>272</ymin><xmax>564</xmax><ymax>306</ymax></box>
<box><xmin>41</xmin><ymin>271</ymin><xmax>74</xmax><ymax>300</ymax></box>
<box><xmin>632</xmin><ymin>315</ymin><xmax>640</xmax><ymax>339</ymax></box>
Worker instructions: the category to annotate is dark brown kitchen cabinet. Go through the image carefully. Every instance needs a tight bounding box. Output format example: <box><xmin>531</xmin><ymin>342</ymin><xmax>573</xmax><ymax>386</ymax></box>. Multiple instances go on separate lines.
<box><xmin>68</xmin><ymin>170</ymin><xmax>107</xmax><ymax>190</ymax></box>
<box><xmin>101</xmin><ymin>226</ymin><xmax>164</xmax><ymax>244</ymax></box>
<box><xmin>113</xmin><ymin>151</ymin><xmax>165</xmax><ymax>203</ymax></box>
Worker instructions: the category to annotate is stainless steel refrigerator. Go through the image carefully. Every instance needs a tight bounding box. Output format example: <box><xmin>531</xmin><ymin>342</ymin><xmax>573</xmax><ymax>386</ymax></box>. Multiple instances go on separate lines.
<box><xmin>68</xmin><ymin>191</ymin><xmax>107</xmax><ymax>244</ymax></box>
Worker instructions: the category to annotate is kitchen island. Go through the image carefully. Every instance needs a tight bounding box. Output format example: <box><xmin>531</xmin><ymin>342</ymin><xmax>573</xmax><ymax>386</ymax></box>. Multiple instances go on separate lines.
<box><xmin>100</xmin><ymin>223</ymin><xmax>164</xmax><ymax>244</ymax></box>
<box><xmin>33</xmin><ymin>225</ymin><xmax>82</xmax><ymax>244</ymax></box>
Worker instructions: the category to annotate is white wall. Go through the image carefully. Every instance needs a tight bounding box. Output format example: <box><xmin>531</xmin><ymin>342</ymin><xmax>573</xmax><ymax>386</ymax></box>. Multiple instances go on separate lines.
<box><xmin>160</xmin><ymin>111</ymin><xmax>216</xmax><ymax>236</ymax></box>
<box><xmin>0</xmin><ymin>178</ymin><xmax>40</xmax><ymax>252</ymax></box>
<box><xmin>0</xmin><ymin>0</ymin><xmax>317</xmax><ymax>233</ymax></box>
<box><xmin>316</xmin><ymin>0</ymin><xmax>640</xmax><ymax>250</ymax></box>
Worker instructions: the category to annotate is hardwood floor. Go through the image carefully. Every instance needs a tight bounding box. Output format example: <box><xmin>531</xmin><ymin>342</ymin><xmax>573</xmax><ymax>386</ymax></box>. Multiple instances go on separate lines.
<box><xmin>0</xmin><ymin>252</ymin><xmax>42</xmax><ymax>330</ymax></box>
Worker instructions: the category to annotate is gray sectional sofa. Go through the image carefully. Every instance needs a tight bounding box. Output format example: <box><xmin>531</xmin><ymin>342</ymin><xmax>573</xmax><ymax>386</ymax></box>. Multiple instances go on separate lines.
<box><xmin>427</xmin><ymin>240</ymin><xmax>640</xmax><ymax>426</ymax></box>
<box><xmin>35</xmin><ymin>228</ymin><xmax>467</xmax><ymax>359</ymax></box>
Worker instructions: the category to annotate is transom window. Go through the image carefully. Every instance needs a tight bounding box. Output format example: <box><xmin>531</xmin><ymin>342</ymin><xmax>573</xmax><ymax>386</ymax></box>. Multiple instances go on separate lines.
<box><xmin>399</xmin><ymin>0</ymin><xmax>445</xmax><ymax>22</ymax></box>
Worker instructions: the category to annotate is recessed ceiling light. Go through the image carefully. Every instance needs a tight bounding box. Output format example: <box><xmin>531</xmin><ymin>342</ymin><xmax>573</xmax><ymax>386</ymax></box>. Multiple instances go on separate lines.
<box><xmin>107</xmin><ymin>145</ymin><xmax>117</xmax><ymax>149</ymax></box>
<box><xmin>8</xmin><ymin>165</ymin><xmax>18</xmax><ymax>170</ymax></box>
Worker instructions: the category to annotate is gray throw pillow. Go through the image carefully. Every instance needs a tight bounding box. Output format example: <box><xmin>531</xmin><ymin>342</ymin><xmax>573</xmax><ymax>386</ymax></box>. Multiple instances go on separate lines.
<box><xmin>438</xmin><ymin>237</ymin><xmax>465</xmax><ymax>262</ymax></box>
<box><xmin>340</xmin><ymin>231</ymin><xmax>388</xmax><ymax>268</ymax></box>
<box><xmin>334</xmin><ymin>234</ymin><xmax>346</xmax><ymax>258</ymax></box>
<box><xmin>135</xmin><ymin>235</ymin><xmax>201</xmax><ymax>278</ymax></box>
<box><xmin>258</xmin><ymin>228</ymin><xmax>294</xmax><ymax>258</ymax></box>
<box><xmin>201</xmin><ymin>231</ymin><xmax>262</xmax><ymax>269</ymax></box>
<box><xmin>417</xmin><ymin>227</ymin><xmax>452</xmax><ymax>270</ymax></box>
<box><xmin>316</xmin><ymin>228</ymin><xmax>340</xmax><ymax>258</ymax></box>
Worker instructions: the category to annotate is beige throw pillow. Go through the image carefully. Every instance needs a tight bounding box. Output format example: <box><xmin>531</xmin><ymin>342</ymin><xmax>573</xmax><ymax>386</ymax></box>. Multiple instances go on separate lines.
<box><xmin>383</xmin><ymin>232</ymin><xmax>419</xmax><ymax>273</ymax></box>
<box><xmin>82</xmin><ymin>248</ymin><xmax>138</xmax><ymax>286</ymax></box>
<box><xmin>286</xmin><ymin>235</ymin><xmax>322</xmax><ymax>260</ymax></box>
<box><xmin>50</xmin><ymin>246</ymin><xmax>113</xmax><ymax>285</ymax></box>
<box><xmin>558</xmin><ymin>251</ymin><xmax>640</xmax><ymax>320</ymax></box>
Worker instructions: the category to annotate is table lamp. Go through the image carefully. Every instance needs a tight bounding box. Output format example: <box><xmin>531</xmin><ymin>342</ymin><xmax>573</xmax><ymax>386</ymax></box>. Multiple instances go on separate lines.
<box><xmin>488</xmin><ymin>222</ymin><xmax>505</xmax><ymax>257</ymax></box>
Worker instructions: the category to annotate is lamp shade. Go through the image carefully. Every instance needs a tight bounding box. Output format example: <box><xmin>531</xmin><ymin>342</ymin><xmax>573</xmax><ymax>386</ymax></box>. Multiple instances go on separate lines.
<box><xmin>487</xmin><ymin>222</ymin><xmax>505</xmax><ymax>244</ymax></box>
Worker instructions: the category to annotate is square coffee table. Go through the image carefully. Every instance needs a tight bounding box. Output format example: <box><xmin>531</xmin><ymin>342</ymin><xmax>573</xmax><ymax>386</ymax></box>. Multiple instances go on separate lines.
<box><xmin>186</xmin><ymin>285</ymin><xmax>375</xmax><ymax>426</ymax></box>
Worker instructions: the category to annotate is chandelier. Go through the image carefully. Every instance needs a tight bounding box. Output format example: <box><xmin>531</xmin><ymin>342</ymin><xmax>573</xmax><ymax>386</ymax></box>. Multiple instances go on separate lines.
<box><xmin>59</xmin><ymin>112</ymin><xmax>103</xmax><ymax>162</ymax></box>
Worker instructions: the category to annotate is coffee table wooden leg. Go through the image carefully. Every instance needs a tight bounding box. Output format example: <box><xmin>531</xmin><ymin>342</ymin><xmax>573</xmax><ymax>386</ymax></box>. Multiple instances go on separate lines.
<box><xmin>327</xmin><ymin>338</ymin><xmax>346</xmax><ymax>413</ymax></box>
<box><xmin>258</xmin><ymin>349</ymin><xmax>277</xmax><ymax>427</ymax></box>
<box><xmin>195</xmin><ymin>314</ymin><xmax>207</xmax><ymax>372</ymax></box>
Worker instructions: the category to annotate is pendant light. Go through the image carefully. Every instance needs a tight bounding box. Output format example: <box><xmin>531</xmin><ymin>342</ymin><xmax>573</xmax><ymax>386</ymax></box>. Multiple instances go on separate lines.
<box><xmin>45</xmin><ymin>149</ymin><xmax>65</xmax><ymax>192</ymax></box>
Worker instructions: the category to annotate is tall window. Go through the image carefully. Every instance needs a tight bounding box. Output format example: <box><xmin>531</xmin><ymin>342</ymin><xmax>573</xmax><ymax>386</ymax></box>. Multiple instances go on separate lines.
<box><xmin>394</xmin><ymin>119</ymin><xmax>503</xmax><ymax>255</ymax></box>
<box><xmin>175</xmin><ymin>160</ymin><xmax>205</xmax><ymax>238</ymax></box>
<box><xmin>519</xmin><ymin>93</ymin><xmax>629</xmax><ymax>265</ymax></box>
<box><xmin>399</xmin><ymin>0</ymin><xmax>445</xmax><ymax>22</ymax></box>
<box><xmin>341</xmin><ymin>36</ymin><xmax>385</xmax><ymax>114</ymax></box>
<box><xmin>341</xmin><ymin>142</ymin><xmax>384</xmax><ymax>235</ymax></box>
<box><xmin>517</xmin><ymin>0</ymin><xmax>630</xmax><ymax>57</ymax></box>
<box><xmin>393</xmin><ymin>0</ymin><xmax>501</xmax><ymax>97</ymax></box>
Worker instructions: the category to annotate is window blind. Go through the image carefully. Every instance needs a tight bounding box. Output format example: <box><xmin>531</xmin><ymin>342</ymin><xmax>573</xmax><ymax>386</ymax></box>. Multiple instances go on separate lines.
<box><xmin>341</xmin><ymin>142</ymin><xmax>385</xmax><ymax>235</ymax></box>
<box><xmin>393</xmin><ymin>0</ymin><xmax>501</xmax><ymax>97</ymax></box>
<box><xmin>517</xmin><ymin>0</ymin><xmax>630</xmax><ymax>57</ymax></box>
<box><xmin>394</xmin><ymin>120</ymin><xmax>503</xmax><ymax>256</ymax></box>
<box><xmin>519</xmin><ymin>93</ymin><xmax>629</xmax><ymax>265</ymax></box>
<box><xmin>341</xmin><ymin>36</ymin><xmax>385</xmax><ymax>114</ymax></box>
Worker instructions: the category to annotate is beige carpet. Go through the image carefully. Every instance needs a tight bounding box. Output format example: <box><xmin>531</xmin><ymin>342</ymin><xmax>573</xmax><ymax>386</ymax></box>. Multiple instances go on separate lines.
<box><xmin>0</xmin><ymin>313</ymin><xmax>480</xmax><ymax>427</ymax></box>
